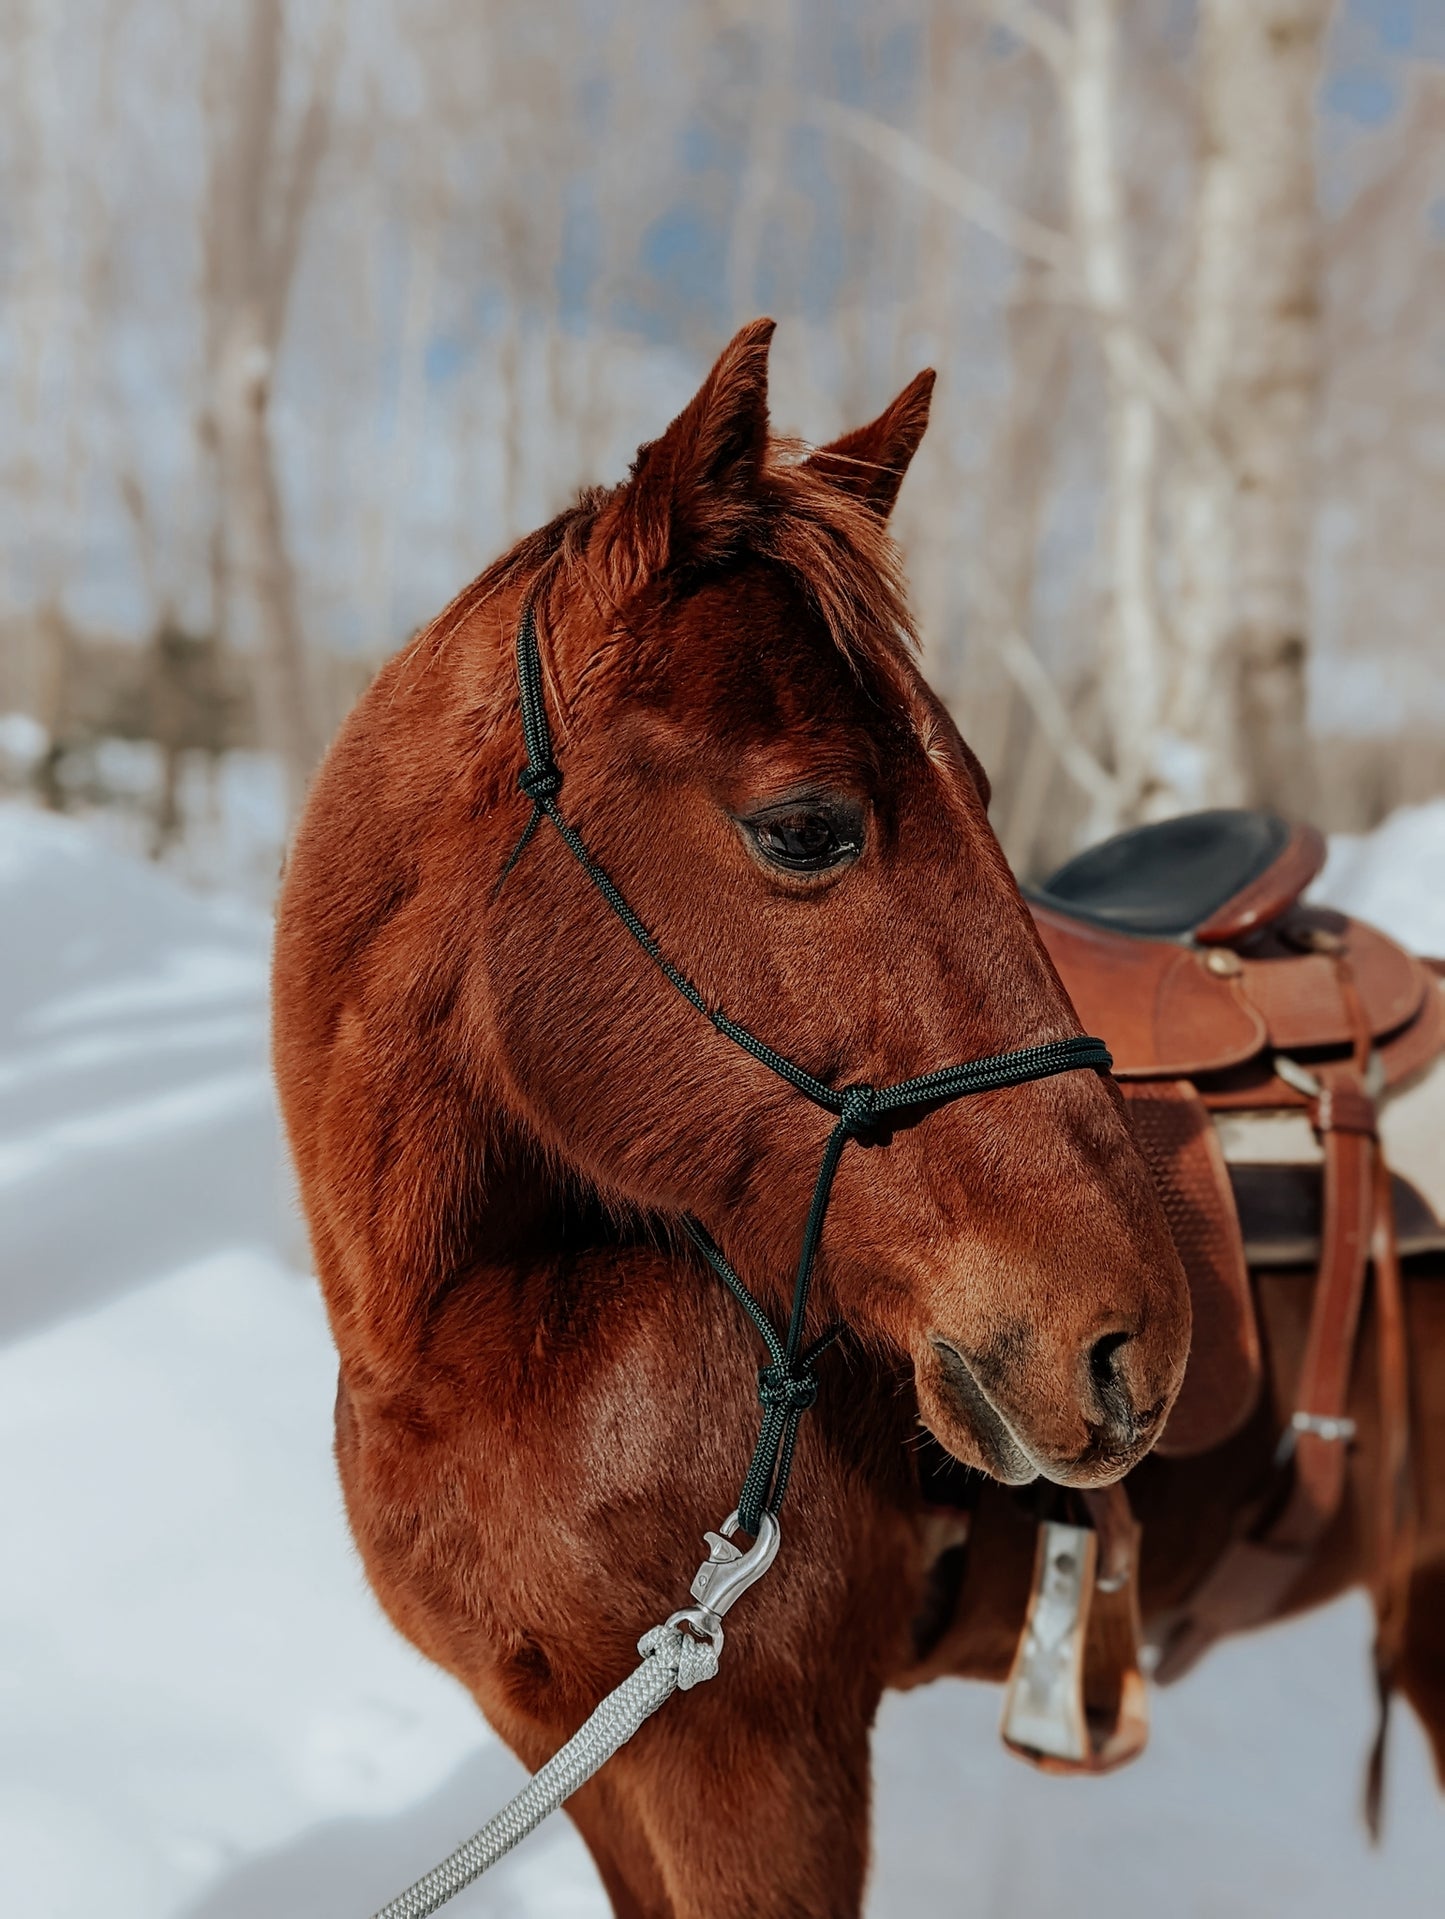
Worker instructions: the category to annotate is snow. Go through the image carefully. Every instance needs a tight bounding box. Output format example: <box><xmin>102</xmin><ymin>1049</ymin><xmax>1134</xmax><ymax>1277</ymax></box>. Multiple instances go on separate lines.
<box><xmin>2</xmin><ymin>797</ymin><xmax>1443</xmax><ymax>1918</ymax></box>
<box><xmin>1313</xmin><ymin>799</ymin><xmax>1445</xmax><ymax>957</ymax></box>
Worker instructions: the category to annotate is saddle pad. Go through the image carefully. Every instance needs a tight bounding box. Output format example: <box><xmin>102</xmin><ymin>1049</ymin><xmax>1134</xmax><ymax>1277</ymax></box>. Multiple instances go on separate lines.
<box><xmin>1212</xmin><ymin>1044</ymin><xmax>1445</xmax><ymax>1261</ymax></box>
<box><xmin>1122</xmin><ymin>1080</ymin><xmax>1261</xmax><ymax>1457</ymax></box>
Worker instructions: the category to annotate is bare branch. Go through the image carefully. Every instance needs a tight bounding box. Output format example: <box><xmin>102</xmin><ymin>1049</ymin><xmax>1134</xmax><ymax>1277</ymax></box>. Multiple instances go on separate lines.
<box><xmin>990</xmin><ymin>623</ymin><xmax>1121</xmax><ymax>822</ymax></box>
<box><xmin>991</xmin><ymin>0</ymin><xmax>1073</xmax><ymax>77</ymax></box>
<box><xmin>982</xmin><ymin>560</ymin><xmax>1113</xmax><ymax>825</ymax></box>
<box><xmin>806</xmin><ymin>93</ymin><xmax>1230</xmax><ymax>479</ymax></box>
<box><xmin>804</xmin><ymin>96</ymin><xmax>1076</xmax><ymax>279</ymax></box>
<box><xmin>1057</xmin><ymin>291</ymin><xmax>1228</xmax><ymax>476</ymax></box>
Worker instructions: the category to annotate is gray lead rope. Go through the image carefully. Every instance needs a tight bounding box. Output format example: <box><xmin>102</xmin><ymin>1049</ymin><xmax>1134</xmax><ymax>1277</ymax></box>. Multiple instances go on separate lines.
<box><xmin>368</xmin><ymin>601</ymin><xmax>1115</xmax><ymax>1915</ymax></box>
<box><xmin>373</xmin><ymin>1624</ymin><xmax>720</xmax><ymax>1919</ymax></box>
<box><xmin>372</xmin><ymin>1512</ymin><xmax>775</xmax><ymax>1919</ymax></box>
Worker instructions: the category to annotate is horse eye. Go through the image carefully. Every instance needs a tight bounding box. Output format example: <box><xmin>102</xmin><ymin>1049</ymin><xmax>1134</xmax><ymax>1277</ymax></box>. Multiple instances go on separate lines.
<box><xmin>744</xmin><ymin>803</ymin><xmax>863</xmax><ymax>875</ymax></box>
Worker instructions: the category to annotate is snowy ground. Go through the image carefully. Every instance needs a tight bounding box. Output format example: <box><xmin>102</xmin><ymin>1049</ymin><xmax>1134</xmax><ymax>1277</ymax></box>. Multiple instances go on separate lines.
<box><xmin>3</xmin><ymin>798</ymin><xmax>1445</xmax><ymax>1918</ymax></box>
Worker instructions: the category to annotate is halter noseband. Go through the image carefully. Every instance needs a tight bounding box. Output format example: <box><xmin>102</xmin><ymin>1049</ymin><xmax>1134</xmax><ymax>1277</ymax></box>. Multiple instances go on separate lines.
<box><xmin>500</xmin><ymin>601</ymin><xmax>1112</xmax><ymax>1535</ymax></box>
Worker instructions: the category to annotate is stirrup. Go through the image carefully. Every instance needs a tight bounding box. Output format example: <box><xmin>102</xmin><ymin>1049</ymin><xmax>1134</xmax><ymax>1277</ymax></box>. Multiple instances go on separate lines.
<box><xmin>999</xmin><ymin>1489</ymin><xmax>1149</xmax><ymax>1775</ymax></box>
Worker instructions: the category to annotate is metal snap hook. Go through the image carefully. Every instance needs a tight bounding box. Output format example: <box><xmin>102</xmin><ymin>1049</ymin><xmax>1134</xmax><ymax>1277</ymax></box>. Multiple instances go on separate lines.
<box><xmin>689</xmin><ymin>1509</ymin><xmax>780</xmax><ymax>1617</ymax></box>
<box><xmin>664</xmin><ymin>1510</ymin><xmax>781</xmax><ymax>1650</ymax></box>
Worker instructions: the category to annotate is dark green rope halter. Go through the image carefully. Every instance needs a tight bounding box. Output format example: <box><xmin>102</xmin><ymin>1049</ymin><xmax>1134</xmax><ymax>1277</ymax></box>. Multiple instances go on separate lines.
<box><xmin>501</xmin><ymin>601</ymin><xmax>1112</xmax><ymax>1536</ymax></box>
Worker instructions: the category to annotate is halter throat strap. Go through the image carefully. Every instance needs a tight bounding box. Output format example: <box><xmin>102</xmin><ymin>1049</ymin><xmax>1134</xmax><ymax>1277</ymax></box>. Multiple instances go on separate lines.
<box><xmin>502</xmin><ymin>600</ymin><xmax>1112</xmax><ymax>1534</ymax></box>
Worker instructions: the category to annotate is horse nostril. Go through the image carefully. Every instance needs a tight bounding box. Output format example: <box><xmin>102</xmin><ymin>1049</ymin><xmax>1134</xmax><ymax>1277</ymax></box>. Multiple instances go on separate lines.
<box><xmin>1089</xmin><ymin>1329</ymin><xmax>1130</xmax><ymax>1391</ymax></box>
<box><xmin>1087</xmin><ymin>1330</ymin><xmax>1136</xmax><ymax>1431</ymax></box>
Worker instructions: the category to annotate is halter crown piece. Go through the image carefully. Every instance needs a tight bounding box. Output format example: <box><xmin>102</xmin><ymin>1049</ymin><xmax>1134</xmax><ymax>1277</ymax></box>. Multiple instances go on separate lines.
<box><xmin>500</xmin><ymin>601</ymin><xmax>1113</xmax><ymax>1535</ymax></box>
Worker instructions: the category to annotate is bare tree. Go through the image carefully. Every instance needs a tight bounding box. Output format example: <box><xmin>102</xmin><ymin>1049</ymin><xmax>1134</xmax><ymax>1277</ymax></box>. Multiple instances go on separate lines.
<box><xmin>7</xmin><ymin>0</ymin><xmax>1439</xmax><ymax>890</ymax></box>
<box><xmin>1059</xmin><ymin>0</ymin><xmax>1166</xmax><ymax>818</ymax></box>
<box><xmin>203</xmin><ymin>0</ymin><xmax>335</xmax><ymax>819</ymax></box>
<box><xmin>1168</xmin><ymin>0</ymin><xmax>1332</xmax><ymax>818</ymax></box>
<box><xmin>823</xmin><ymin>0</ymin><xmax>1336</xmax><ymax>836</ymax></box>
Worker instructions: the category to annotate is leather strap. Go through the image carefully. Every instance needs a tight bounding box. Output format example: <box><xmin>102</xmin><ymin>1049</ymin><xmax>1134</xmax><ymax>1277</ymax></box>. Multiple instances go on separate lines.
<box><xmin>1273</xmin><ymin>1078</ymin><xmax>1376</xmax><ymax>1548</ymax></box>
<box><xmin>1155</xmin><ymin>1067</ymin><xmax>1378</xmax><ymax>1681</ymax></box>
<box><xmin>1365</xmin><ymin>1145</ymin><xmax>1414</xmax><ymax>1838</ymax></box>
<box><xmin>1083</xmin><ymin>1482</ymin><xmax>1139</xmax><ymax>1595</ymax></box>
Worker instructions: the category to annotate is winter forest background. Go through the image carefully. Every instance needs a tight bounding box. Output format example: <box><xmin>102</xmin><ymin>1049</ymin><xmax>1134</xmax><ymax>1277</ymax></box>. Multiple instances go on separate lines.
<box><xmin>4</xmin><ymin>3</ymin><xmax>1445</xmax><ymax>1917</ymax></box>
<box><xmin>3</xmin><ymin>0</ymin><xmax>1443</xmax><ymax>890</ymax></box>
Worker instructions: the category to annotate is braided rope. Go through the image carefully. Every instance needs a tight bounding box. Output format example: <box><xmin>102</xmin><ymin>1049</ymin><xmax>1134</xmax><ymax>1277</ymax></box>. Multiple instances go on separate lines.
<box><xmin>371</xmin><ymin>1624</ymin><xmax>719</xmax><ymax>1919</ymax></box>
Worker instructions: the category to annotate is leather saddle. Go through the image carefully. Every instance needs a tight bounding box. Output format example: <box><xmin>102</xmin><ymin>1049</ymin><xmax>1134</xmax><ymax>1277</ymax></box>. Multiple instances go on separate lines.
<box><xmin>1032</xmin><ymin>808</ymin><xmax>1440</xmax><ymax>1457</ymax></box>
<box><xmin>997</xmin><ymin>810</ymin><xmax>1443</xmax><ymax>1789</ymax></box>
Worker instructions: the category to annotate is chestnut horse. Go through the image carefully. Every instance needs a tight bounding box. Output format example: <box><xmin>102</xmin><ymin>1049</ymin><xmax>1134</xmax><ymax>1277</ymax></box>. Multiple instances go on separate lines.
<box><xmin>272</xmin><ymin>319</ymin><xmax>1191</xmax><ymax>1915</ymax></box>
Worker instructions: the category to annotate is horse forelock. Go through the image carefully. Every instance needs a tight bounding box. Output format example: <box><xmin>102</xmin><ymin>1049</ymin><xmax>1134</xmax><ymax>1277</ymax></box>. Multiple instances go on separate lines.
<box><xmin>754</xmin><ymin>441</ymin><xmax>918</xmax><ymax>666</ymax></box>
<box><xmin>406</xmin><ymin>432</ymin><xmax>918</xmax><ymax>730</ymax></box>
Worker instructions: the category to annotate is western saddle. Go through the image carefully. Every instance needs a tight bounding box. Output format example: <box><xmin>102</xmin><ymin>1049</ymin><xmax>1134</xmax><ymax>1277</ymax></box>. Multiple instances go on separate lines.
<box><xmin>994</xmin><ymin>809</ymin><xmax>1444</xmax><ymax>1805</ymax></box>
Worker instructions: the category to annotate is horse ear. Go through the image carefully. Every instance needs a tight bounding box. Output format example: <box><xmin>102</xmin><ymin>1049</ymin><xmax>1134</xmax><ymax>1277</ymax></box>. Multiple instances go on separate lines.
<box><xmin>600</xmin><ymin>317</ymin><xmax>775</xmax><ymax>587</ymax></box>
<box><xmin>804</xmin><ymin>368</ymin><xmax>936</xmax><ymax>519</ymax></box>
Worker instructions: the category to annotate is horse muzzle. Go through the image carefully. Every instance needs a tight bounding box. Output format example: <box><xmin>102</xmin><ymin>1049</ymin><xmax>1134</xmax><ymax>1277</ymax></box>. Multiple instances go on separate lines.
<box><xmin>917</xmin><ymin>1326</ymin><xmax>1174</xmax><ymax>1488</ymax></box>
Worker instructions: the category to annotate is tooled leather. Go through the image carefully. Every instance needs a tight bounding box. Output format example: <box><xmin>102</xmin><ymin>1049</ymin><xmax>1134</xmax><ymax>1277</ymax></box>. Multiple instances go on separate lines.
<box><xmin>1033</xmin><ymin>902</ymin><xmax>1432</xmax><ymax>1082</ymax></box>
<box><xmin>1378</xmin><ymin>972</ymin><xmax>1445</xmax><ymax>1085</ymax></box>
<box><xmin>1238</xmin><ymin>921</ymin><xmax>1425</xmax><ymax>1054</ymax></box>
<box><xmin>1199</xmin><ymin>971</ymin><xmax>1443</xmax><ymax>1110</ymax></box>
<box><xmin>1122</xmin><ymin>1081</ymin><xmax>1261</xmax><ymax>1457</ymax></box>
<box><xmin>1031</xmin><ymin>905</ymin><xmax>1265</xmax><ymax>1077</ymax></box>
<box><xmin>1152</xmin><ymin>1074</ymin><xmax>1380</xmax><ymax>1679</ymax></box>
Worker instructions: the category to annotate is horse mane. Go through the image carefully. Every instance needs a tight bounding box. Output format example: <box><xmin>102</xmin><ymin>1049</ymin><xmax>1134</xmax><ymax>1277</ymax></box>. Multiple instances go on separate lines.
<box><xmin>412</xmin><ymin>432</ymin><xmax>919</xmax><ymax>691</ymax></box>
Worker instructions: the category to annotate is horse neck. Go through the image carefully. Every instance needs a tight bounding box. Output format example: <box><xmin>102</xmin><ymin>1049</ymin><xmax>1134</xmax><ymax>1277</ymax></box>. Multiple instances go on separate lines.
<box><xmin>286</xmin><ymin>584</ymin><xmax>630</xmax><ymax>1392</ymax></box>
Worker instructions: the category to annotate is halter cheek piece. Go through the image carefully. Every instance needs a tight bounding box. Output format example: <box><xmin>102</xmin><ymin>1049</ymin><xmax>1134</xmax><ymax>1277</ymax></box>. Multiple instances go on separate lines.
<box><xmin>500</xmin><ymin>602</ymin><xmax>1112</xmax><ymax>1536</ymax></box>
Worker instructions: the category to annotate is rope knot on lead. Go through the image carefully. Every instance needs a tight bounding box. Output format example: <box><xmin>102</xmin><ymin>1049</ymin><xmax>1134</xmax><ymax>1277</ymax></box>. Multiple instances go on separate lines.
<box><xmin>518</xmin><ymin>762</ymin><xmax>563</xmax><ymax>802</ymax></box>
<box><xmin>638</xmin><ymin>1622</ymin><xmax>720</xmax><ymax>1691</ymax></box>
<box><xmin>758</xmin><ymin>1361</ymin><xmax>818</xmax><ymax>1416</ymax></box>
<box><xmin>838</xmin><ymin>1083</ymin><xmax>878</xmax><ymax>1136</ymax></box>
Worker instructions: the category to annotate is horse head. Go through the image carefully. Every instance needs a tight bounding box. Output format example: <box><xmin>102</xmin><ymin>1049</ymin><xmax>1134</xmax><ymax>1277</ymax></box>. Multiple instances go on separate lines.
<box><xmin>291</xmin><ymin>318</ymin><xmax>1190</xmax><ymax>1492</ymax></box>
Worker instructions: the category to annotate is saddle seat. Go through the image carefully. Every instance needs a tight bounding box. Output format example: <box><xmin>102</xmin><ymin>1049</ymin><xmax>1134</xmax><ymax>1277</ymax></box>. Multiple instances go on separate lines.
<box><xmin>1032</xmin><ymin>808</ymin><xmax>1326</xmax><ymax>946</ymax></box>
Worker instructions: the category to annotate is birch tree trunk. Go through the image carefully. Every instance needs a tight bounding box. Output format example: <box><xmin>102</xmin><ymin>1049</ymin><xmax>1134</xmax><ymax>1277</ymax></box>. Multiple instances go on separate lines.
<box><xmin>908</xmin><ymin>0</ymin><xmax>974</xmax><ymax>711</ymax></box>
<box><xmin>213</xmin><ymin>306</ymin><xmax>318</xmax><ymax>806</ymax></box>
<box><xmin>1064</xmin><ymin>0</ymin><xmax>1166</xmax><ymax>824</ymax></box>
<box><xmin>204</xmin><ymin>0</ymin><xmax>331</xmax><ymax>821</ymax></box>
<box><xmin>988</xmin><ymin>281</ymin><xmax>1073</xmax><ymax>869</ymax></box>
<box><xmin>1170</xmin><ymin>0</ymin><xmax>1331</xmax><ymax>816</ymax></box>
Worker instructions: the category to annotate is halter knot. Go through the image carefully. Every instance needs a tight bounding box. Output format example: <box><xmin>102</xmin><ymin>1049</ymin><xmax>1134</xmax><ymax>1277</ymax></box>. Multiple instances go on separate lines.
<box><xmin>518</xmin><ymin>762</ymin><xmax>563</xmax><ymax>802</ymax></box>
<box><xmin>757</xmin><ymin>1361</ymin><xmax>819</xmax><ymax>1415</ymax></box>
<box><xmin>838</xmin><ymin>1083</ymin><xmax>878</xmax><ymax>1135</ymax></box>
